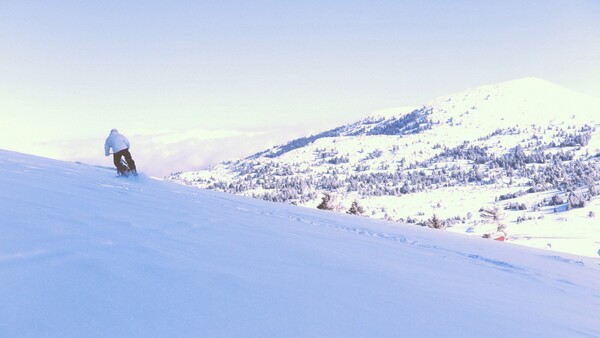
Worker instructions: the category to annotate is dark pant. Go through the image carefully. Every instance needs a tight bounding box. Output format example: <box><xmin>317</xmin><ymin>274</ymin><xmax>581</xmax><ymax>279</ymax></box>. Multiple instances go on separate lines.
<box><xmin>113</xmin><ymin>149</ymin><xmax>136</xmax><ymax>174</ymax></box>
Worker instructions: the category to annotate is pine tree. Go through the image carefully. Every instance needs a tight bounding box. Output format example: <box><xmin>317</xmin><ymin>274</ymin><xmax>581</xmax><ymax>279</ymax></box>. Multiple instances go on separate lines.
<box><xmin>480</xmin><ymin>206</ymin><xmax>502</xmax><ymax>224</ymax></box>
<box><xmin>347</xmin><ymin>200</ymin><xmax>365</xmax><ymax>215</ymax></box>
<box><xmin>316</xmin><ymin>193</ymin><xmax>335</xmax><ymax>211</ymax></box>
<box><xmin>427</xmin><ymin>214</ymin><xmax>446</xmax><ymax>229</ymax></box>
<box><xmin>567</xmin><ymin>192</ymin><xmax>586</xmax><ymax>210</ymax></box>
<box><xmin>480</xmin><ymin>206</ymin><xmax>506</xmax><ymax>239</ymax></box>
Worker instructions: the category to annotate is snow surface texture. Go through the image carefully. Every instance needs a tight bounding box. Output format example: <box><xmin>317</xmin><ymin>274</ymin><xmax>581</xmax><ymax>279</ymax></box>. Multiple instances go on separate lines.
<box><xmin>1</xmin><ymin>149</ymin><xmax>600</xmax><ymax>337</ymax></box>
<box><xmin>170</xmin><ymin>77</ymin><xmax>600</xmax><ymax>257</ymax></box>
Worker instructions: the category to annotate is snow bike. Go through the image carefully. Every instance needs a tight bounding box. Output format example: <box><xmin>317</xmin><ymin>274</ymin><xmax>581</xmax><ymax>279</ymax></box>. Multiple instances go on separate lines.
<box><xmin>118</xmin><ymin>158</ymin><xmax>138</xmax><ymax>177</ymax></box>
<box><xmin>109</xmin><ymin>153</ymin><xmax>138</xmax><ymax>177</ymax></box>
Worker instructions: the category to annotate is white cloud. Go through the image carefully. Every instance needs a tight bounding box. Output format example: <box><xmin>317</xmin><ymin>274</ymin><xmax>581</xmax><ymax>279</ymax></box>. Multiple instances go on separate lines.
<box><xmin>4</xmin><ymin>127</ymin><xmax>305</xmax><ymax>178</ymax></box>
<box><xmin>129</xmin><ymin>128</ymin><xmax>267</xmax><ymax>145</ymax></box>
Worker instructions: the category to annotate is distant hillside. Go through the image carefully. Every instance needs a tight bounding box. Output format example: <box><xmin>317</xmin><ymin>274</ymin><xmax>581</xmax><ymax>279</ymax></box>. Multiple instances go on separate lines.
<box><xmin>249</xmin><ymin>106</ymin><xmax>432</xmax><ymax>159</ymax></box>
<box><xmin>169</xmin><ymin>78</ymin><xmax>600</xmax><ymax>256</ymax></box>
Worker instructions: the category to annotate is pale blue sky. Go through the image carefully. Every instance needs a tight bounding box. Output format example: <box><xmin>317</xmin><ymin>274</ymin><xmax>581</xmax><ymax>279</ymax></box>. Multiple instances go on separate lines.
<box><xmin>1</xmin><ymin>0</ymin><xmax>599</xmax><ymax>175</ymax></box>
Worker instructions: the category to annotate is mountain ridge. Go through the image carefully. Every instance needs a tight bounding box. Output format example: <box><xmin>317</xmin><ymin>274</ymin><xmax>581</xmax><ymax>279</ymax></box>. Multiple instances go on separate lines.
<box><xmin>247</xmin><ymin>77</ymin><xmax>599</xmax><ymax>159</ymax></box>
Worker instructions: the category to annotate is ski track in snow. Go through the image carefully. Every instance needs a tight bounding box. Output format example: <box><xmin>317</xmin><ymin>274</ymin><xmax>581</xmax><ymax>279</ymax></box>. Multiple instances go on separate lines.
<box><xmin>216</xmin><ymin>201</ymin><xmax>598</xmax><ymax>297</ymax></box>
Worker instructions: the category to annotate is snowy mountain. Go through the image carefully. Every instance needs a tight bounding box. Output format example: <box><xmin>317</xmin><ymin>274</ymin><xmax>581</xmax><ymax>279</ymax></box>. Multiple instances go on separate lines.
<box><xmin>2</xmin><ymin>149</ymin><xmax>600</xmax><ymax>337</ymax></box>
<box><xmin>168</xmin><ymin>78</ymin><xmax>600</xmax><ymax>257</ymax></box>
<box><xmin>249</xmin><ymin>77</ymin><xmax>599</xmax><ymax>158</ymax></box>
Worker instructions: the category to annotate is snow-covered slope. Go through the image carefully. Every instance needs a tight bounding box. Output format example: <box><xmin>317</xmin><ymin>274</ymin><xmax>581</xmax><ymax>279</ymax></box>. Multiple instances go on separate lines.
<box><xmin>169</xmin><ymin>78</ymin><xmax>600</xmax><ymax>257</ymax></box>
<box><xmin>1</xmin><ymin>149</ymin><xmax>600</xmax><ymax>337</ymax></box>
<box><xmin>247</xmin><ymin>77</ymin><xmax>599</xmax><ymax>159</ymax></box>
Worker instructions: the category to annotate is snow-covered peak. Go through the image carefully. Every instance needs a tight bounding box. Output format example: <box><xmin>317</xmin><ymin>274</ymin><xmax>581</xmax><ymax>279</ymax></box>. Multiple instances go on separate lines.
<box><xmin>253</xmin><ymin>78</ymin><xmax>600</xmax><ymax>159</ymax></box>
<box><xmin>427</xmin><ymin>77</ymin><xmax>600</xmax><ymax>128</ymax></box>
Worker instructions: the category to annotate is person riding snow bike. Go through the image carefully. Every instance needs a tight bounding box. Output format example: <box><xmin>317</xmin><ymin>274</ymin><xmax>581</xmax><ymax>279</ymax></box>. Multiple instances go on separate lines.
<box><xmin>104</xmin><ymin>129</ymin><xmax>137</xmax><ymax>176</ymax></box>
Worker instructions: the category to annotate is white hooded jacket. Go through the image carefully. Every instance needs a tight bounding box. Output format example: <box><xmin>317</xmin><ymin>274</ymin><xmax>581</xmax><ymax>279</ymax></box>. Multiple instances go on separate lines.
<box><xmin>104</xmin><ymin>129</ymin><xmax>130</xmax><ymax>156</ymax></box>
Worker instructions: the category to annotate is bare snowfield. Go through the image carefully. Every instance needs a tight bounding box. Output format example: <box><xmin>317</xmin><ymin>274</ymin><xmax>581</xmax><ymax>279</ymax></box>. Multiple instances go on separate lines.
<box><xmin>1</xmin><ymin>149</ymin><xmax>600</xmax><ymax>337</ymax></box>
